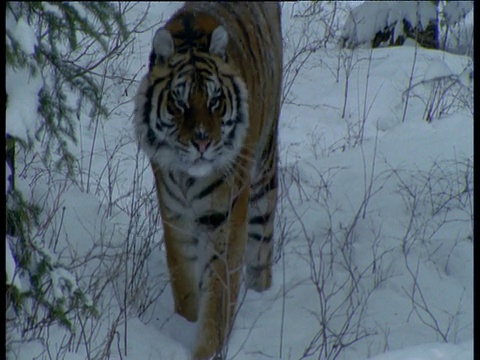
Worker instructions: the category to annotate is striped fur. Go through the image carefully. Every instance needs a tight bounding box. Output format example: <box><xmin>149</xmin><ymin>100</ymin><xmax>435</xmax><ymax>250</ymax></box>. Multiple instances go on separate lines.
<box><xmin>133</xmin><ymin>3</ymin><xmax>282</xmax><ymax>358</ymax></box>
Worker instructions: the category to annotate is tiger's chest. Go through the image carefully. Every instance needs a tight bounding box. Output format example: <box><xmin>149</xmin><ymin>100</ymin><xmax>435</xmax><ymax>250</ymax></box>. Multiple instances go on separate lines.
<box><xmin>158</xmin><ymin>171</ymin><xmax>233</xmax><ymax>225</ymax></box>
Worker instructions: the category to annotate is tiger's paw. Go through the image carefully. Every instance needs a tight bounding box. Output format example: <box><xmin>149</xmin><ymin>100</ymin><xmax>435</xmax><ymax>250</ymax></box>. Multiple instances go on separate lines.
<box><xmin>246</xmin><ymin>265</ymin><xmax>272</xmax><ymax>292</ymax></box>
<box><xmin>174</xmin><ymin>292</ymin><xmax>198</xmax><ymax>322</ymax></box>
<box><xmin>192</xmin><ymin>339</ymin><xmax>221</xmax><ymax>360</ymax></box>
<box><xmin>193</xmin><ymin>319</ymin><xmax>224</xmax><ymax>360</ymax></box>
<box><xmin>176</xmin><ymin>305</ymin><xmax>198</xmax><ymax>322</ymax></box>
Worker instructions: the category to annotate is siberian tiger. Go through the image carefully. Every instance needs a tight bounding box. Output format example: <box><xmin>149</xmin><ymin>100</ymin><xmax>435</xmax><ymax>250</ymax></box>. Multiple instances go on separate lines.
<box><xmin>133</xmin><ymin>2</ymin><xmax>282</xmax><ymax>359</ymax></box>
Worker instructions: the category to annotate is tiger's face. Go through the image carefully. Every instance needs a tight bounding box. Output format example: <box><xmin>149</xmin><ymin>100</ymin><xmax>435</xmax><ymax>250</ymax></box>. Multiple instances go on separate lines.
<box><xmin>135</xmin><ymin>26</ymin><xmax>249</xmax><ymax>178</ymax></box>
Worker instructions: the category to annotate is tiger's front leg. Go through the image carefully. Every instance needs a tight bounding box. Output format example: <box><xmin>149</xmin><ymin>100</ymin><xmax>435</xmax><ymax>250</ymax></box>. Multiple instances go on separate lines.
<box><xmin>193</xmin><ymin>187</ymin><xmax>249</xmax><ymax>360</ymax></box>
<box><xmin>153</xmin><ymin>167</ymin><xmax>200</xmax><ymax>322</ymax></box>
<box><xmin>162</xmin><ymin>219</ymin><xmax>200</xmax><ymax>322</ymax></box>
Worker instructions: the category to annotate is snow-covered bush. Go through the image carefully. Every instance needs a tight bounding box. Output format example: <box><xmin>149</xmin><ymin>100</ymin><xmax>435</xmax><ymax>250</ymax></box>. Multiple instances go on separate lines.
<box><xmin>442</xmin><ymin>3</ymin><xmax>473</xmax><ymax>57</ymax></box>
<box><xmin>281</xmin><ymin>1</ymin><xmax>351</xmax><ymax>104</ymax></box>
<box><xmin>6</xmin><ymin>2</ymin><xmax>128</xmax><ymax>175</ymax></box>
<box><xmin>402</xmin><ymin>56</ymin><xmax>473</xmax><ymax>122</ymax></box>
<box><xmin>394</xmin><ymin>157</ymin><xmax>473</xmax><ymax>343</ymax></box>
<box><xmin>6</xmin><ymin>2</ymin><xmax>128</xmax><ymax>358</ymax></box>
<box><xmin>341</xmin><ymin>1</ymin><xmax>473</xmax><ymax>52</ymax></box>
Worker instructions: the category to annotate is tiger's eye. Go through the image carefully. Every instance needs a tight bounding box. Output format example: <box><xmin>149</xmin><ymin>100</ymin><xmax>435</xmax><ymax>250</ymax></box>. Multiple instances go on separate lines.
<box><xmin>166</xmin><ymin>100</ymin><xmax>176</xmax><ymax>114</ymax></box>
<box><xmin>167</xmin><ymin>93</ymin><xmax>185</xmax><ymax>115</ymax></box>
<box><xmin>210</xmin><ymin>96</ymin><xmax>220</xmax><ymax>111</ymax></box>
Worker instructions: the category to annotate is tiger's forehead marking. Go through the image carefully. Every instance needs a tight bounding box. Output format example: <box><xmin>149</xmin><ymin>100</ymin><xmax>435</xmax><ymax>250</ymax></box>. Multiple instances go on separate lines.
<box><xmin>166</xmin><ymin>12</ymin><xmax>220</xmax><ymax>54</ymax></box>
<box><xmin>168</xmin><ymin>52</ymin><xmax>218</xmax><ymax>78</ymax></box>
<box><xmin>169</xmin><ymin>59</ymin><xmax>220</xmax><ymax>100</ymax></box>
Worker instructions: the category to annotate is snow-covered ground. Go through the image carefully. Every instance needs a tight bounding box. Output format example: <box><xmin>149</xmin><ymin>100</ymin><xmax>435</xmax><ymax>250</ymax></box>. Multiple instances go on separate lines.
<box><xmin>7</xmin><ymin>2</ymin><xmax>473</xmax><ymax>360</ymax></box>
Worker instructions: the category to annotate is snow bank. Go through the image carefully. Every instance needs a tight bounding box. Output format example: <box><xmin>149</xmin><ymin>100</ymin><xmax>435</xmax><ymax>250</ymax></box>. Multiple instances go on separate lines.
<box><xmin>369</xmin><ymin>339</ymin><xmax>473</xmax><ymax>360</ymax></box>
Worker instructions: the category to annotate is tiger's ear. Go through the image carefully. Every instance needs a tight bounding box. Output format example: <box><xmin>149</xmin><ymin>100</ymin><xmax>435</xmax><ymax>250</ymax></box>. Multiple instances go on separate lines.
<box><xmin>152</xmin><ymin>28</ymin><xmax>174</xmax><ymax>64</ymax></box>
<box><xmin>209</xmin><ymin>26</ymin><xmax>228</xmax><ymax>59</ymax></box>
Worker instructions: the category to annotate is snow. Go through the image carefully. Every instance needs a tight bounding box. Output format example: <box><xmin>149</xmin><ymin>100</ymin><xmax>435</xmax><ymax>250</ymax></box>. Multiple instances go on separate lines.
<box><xmin>443</xmin><ymin>2</ymin><xmax>473</xmax><ymax>25</ymax></box>
<box><xmin>7</xmin><ymin>2</ymin><xmax>473</xmax><ymax>360</ymax></box>
<box><xmin>9</xmin><ymin>16</ymin><xmax>37</xmax><ymax>55</ymax></box>
<box><xmin>50</xmin><ymin>267</ymin><xmax>79</xmax><ymax>300</ymax></box>
<box><xmin>5</xmin><ymin>67</ymin><xmax>43</xmax><ymax>142</ymax></box>
<box><xmin>6</xmin><ymin>236</ymin><xmax>22</xmax><ymax>290</ymax></box>
<box><xmin>368</xmin><ymin>340</ymin><xmax>473</xmax><ymax>360</ymax></box>
<box><xmin>5</xmin><ymin>11</ymin><xmax>42</xmax><ymax>142</ymax></box>
<box><xmin>423</xmin><ymin>59</ymin><xmax>454</xmax><ymax>82</ymax></box>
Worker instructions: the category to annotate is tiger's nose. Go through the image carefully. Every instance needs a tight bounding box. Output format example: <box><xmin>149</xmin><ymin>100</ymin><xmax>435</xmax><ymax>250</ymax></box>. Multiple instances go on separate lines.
<box><xmin>192</xmin><ymin>138</ymin><xmax>212</xmax><ymax>154</ymax></box>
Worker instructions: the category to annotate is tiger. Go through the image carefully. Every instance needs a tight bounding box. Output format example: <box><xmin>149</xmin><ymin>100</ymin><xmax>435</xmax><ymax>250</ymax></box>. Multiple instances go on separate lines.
<box><xmin>133</xmin><ymin>2</ymin><xmax>282</xmax><ymax>359</ymax></box>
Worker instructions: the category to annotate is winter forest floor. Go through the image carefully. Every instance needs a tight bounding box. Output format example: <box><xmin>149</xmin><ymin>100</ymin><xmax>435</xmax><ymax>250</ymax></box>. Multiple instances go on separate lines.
<box><xmin>7</xmin><ymin>2</ymin><xmax>473</xmax><ymax>360</ymax></box>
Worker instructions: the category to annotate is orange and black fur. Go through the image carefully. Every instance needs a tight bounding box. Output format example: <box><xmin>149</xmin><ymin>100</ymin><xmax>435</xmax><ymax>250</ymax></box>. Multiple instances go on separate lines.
<box><xmin>133</xmin><ymin>2</ymin><xmax>282</xmax><ymax>358</ymax></box>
